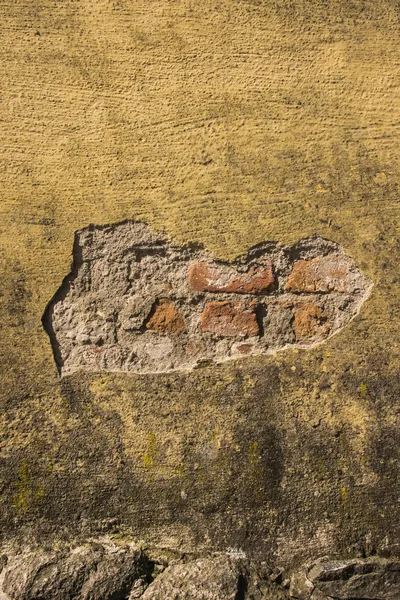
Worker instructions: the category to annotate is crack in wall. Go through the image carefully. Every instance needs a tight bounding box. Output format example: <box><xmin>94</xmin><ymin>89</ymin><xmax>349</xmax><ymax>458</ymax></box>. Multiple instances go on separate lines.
<box><xmin>42</xmin><ymin>221</ymin><xmax>373</xmax><ymax>376</ymax></box>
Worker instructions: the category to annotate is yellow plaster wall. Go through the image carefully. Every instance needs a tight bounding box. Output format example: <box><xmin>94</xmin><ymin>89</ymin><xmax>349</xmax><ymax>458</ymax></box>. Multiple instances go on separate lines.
<box><xmin>1</xmin><ymin>0</ymin><xmax>399</xmax><ymax>560</ymax></box>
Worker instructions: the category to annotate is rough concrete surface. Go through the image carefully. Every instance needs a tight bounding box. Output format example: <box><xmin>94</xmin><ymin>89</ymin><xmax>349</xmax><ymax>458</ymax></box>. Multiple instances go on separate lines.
<box><xmin>1</xmin><ymin>0</ymin><xmax>400</xmax><ymax>597</ymax></box>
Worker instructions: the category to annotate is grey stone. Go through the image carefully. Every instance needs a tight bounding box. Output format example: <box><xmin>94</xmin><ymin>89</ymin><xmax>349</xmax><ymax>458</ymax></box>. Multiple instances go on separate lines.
<box><xmin>307</xmin><ymin>558</ymin><xmax>400</xmax><ymax>599</ymax></box>
<box><xmin>289</xmin><ymin>570</ymin><xmax>314</xmax><ymax>598</ymax></box>
<box><xmin>140</xmin><ymin>555</ymin><xmax>241</xmax><ymax>600</ymax></box>
<box><xmin>308</xmin><ymin>561</ymin><xmax>356</xmax><ymax>584</ymax></box>
<box><xmin>0</xmin><ymin>556</ymin><xmax>7</xmax><ymax>575</ymax></box>
<box><xmin>128</xmin><ymin>577</ymin><xmax>149</xmax><ymax>598</ymax></box>
<box><xmin>311</xmin><ymin>592</ymin><xmax>333</xmax><ymax>600</ymax></box>
<box><xmin>1</xmin><ymin>543</ymin><xmax>148</xmax><ymax>600</ymax></box>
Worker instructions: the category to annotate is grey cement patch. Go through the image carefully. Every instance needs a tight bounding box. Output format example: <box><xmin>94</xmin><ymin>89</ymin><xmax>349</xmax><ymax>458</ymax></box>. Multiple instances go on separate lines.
<box><xmin>42</xmin><ymin>221</ymin><xmax>373</xmax><ymax>376</ymax></box>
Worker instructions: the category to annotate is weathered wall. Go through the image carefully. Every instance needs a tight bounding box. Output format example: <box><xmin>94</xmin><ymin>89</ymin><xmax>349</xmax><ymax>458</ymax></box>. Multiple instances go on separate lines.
<box><xmin>1</xmin><ymin>0</ymin><xmax>400</xmax><ymax>579</ymax></box>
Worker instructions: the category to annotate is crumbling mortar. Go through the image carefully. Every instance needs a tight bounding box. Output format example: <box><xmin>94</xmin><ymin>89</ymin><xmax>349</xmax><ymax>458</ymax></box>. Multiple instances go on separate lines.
<box><xmin>42</xmin><ymin>220</ymin><xmax>373</xmax><ymax>376</ymax></box>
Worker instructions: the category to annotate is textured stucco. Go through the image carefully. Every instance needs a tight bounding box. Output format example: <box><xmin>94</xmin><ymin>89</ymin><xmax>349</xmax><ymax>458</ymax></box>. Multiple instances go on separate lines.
<box><xmin>1</xmin><ymin>0</ymin><xmax>400</xmax><ymax>572</ymax></box>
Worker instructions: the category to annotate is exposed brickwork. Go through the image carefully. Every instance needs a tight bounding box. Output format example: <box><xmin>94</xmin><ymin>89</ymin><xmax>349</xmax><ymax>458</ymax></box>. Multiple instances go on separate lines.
<box><xmin>292</xmin><ymin>303</ymin><xmax>330</xmax><ymax>341</ymax></box>
<box><xmin>146</xmin><ymin>299</ymin><xmax>186</xmax><ymax>334</ymax></box>
<box><xmin>45</xmin><ymin>222</ymin><xmax>372</xmax><ymax>375</ymax></box>
<box><xmin>188</xmin><ymin>261</ymin><xmax>274</xmax><ymax>294</ymax></box>
<box><xmin>200</xmin><ymin>302</ymin><xmax>260</xmax><ymax>337</ymax></box>
<box><xmin>286</xmin><ymin>256</ymin><xmax>349</xmax><ymax>293</ymax></box>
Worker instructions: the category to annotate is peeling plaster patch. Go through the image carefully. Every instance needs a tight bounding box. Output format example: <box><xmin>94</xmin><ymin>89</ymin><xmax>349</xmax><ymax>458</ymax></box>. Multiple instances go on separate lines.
<box><xmin>42</xmin><ymin>221</ymin><xmax>373</xmax><ymax>376</ymax></box>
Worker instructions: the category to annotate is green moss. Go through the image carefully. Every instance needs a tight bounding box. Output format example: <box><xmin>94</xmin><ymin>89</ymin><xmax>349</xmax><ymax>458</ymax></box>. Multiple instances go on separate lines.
<box><xmin>13</xmin><ymin>459</ymin><xmax>30</xmax><ymax>514</ymax></box>
<box><xmin>12</xmin><ymin>459</ymin><xmax>45</xmax><ymax>515</ymax></box>
<box><xmin>247</xmin><ymin>441</ymin><xmax>267</xmax><ymax>502</ymax></box>
<box><xmin>142</xmin><ymin>433</ymin><xmax>158</xmax><ymax>469</ymax></box>
<box><xmin>248</xmin><ymin>441</ymin><xmax>261</xmax><ymax>469</ymax></box>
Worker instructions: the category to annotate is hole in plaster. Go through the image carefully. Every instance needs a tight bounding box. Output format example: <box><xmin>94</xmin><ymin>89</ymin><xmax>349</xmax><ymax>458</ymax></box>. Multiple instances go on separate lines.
<box><xmin>42</xmin><ymin>220</ymin><xmax>373</xmax><ymax>376</ymax></box>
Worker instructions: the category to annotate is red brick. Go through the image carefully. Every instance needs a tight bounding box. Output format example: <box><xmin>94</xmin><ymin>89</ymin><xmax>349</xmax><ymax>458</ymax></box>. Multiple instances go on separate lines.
<box><xmin>200</xmin><ymin>302</ymin><xmax>260</xmax><ymax>337</ymax></box>
<box><xmin>292</xmin><ymin>303</ymin><xmax>330</xmax><ymax>340</ymax></box>
<box><xmin>188</xmin><ymin>261</ymin><xmax>274</xmax><ymax>294</ymax></box>
<box><xmin>285</xmin><ymin>256</ymin><xmax>349</xmax><ymax>293</ymax></box>
<box><xmin>236</xmin><ymin>343</ymin><xmax>253</xmax><ymax>355</ymax></box>
<box><xmin>146</xmin><ymin>299</ymin><xmax>186</xmax><ymax>334</ymax></box>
